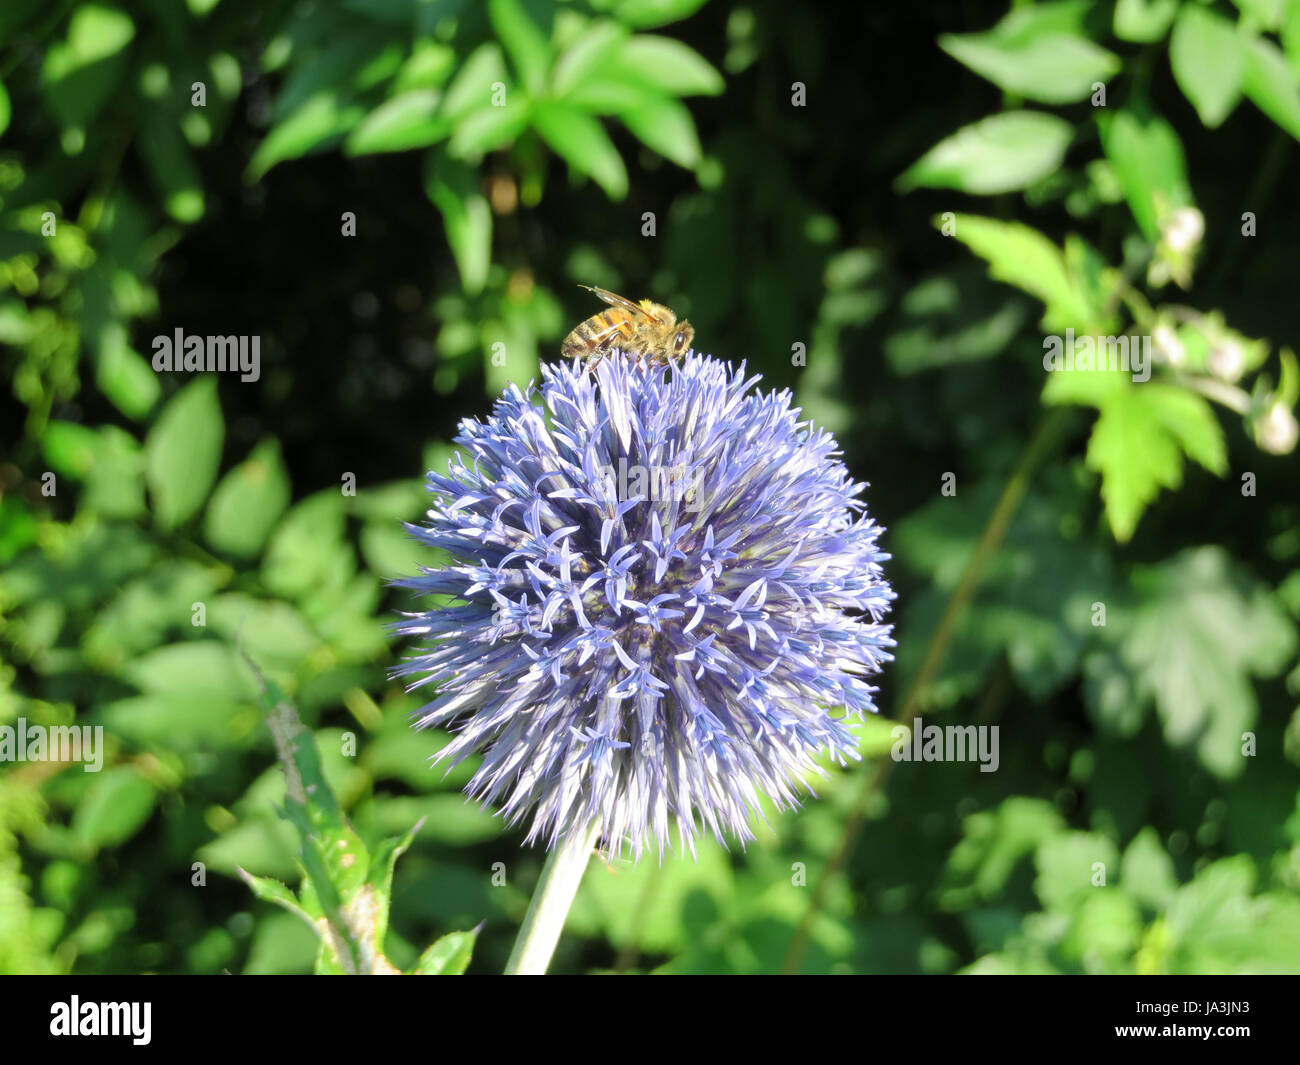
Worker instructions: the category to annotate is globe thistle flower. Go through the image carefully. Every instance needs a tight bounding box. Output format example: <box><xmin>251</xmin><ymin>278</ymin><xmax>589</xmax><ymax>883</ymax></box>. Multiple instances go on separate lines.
<box><xmin>394</xmin><ymin>353</ymin><xmax>894</xmax><ymax>859</ymax></box>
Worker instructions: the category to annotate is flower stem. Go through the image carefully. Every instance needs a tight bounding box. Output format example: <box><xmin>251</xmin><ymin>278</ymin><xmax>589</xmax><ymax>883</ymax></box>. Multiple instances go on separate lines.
<box><xmin>504</xmin><ymin>820</ymin><xmax>600</xmax><ymax>975</ymax></box>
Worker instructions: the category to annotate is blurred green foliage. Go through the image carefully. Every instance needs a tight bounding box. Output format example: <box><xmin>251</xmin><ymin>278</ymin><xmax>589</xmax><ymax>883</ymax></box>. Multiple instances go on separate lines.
<box><xmin>2</xmin><ymin>0</ymin><xmax>1300</xmax><ymax>975</ymax></box>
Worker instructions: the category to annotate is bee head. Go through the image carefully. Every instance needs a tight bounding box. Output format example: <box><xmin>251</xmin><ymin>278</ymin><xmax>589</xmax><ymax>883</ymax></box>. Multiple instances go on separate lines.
<box><xmin>673</xmin><ymin>321</ymin><xmax>694</xmax><ymax>356</ymax></box>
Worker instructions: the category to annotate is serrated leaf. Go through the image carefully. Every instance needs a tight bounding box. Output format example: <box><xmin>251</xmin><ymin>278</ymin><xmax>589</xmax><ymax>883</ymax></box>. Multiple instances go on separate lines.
<box><xmin>1069</xmin><ymin>382</ymin><xmax>1226</xmax><ymax>542</ymax></box>
<box><xmin>1087</xmin><ymin>548</ymin><xmax>1297</xmax><ymax>777</ymax></box>
<box><xmin>942</xmin><ymin>214</ymin><xmax>1094</xmax><ymax>331</ymax></box>
<box><xmin>899</xmin><ymin>111</ymin><xmax>1072</xmax><ymax>195</ymax></box>
<box><xmin>411</xmin><ymin>927</ymin><xmax>478</xmax><ymax>974</ymax></box>
<box><xmin>145</xmin><ymin>377</ymin><xmax>224</xmax><ymax>529</ymax></box>
<box><xmin>239</xmin><ymin>869</ymin><xmax>312</xmax><ymax>922</ymax></box>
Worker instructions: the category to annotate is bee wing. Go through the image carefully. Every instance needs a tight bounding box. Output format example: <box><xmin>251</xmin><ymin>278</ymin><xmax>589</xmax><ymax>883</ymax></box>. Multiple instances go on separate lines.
<box><xmin>580</xmin><ymin>285</ymin><xmax>661</xmax><ymax>323</ymax></box>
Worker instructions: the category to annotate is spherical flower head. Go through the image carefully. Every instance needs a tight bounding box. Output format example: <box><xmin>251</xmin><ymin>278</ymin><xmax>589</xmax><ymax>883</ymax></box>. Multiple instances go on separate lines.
<box><xmin>393</xmin><ymin>353</ymin><xmax>894</xmax><ymax>859</ymax></box>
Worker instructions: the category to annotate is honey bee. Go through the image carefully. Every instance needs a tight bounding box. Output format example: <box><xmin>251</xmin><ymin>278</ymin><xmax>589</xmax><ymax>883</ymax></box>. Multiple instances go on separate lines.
<box><xmin>561</xmin><ymin>285</ymin><xmax>694</xmax><ymax>370</ymax></box>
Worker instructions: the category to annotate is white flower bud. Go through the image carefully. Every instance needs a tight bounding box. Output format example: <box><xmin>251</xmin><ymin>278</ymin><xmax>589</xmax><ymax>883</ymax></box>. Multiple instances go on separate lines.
<box><xmin>1257</xmin><ymin>402</ymin><xmax>1299</xmax><ymax>455</ymax></box>
<box><xmin>1163</xmin><ymin>207</ymin><xmax>1205</xmax><ymax>254</ymax></box>
<box><xmin>1208</xmin><ymin>340</ymin><xmax>1245</xmax><ymax>382</ymax></box>
<box><xmin>1152</xmin><ymin>324</ymin><xmax>1185</xmax><ymax>368</ymax></box>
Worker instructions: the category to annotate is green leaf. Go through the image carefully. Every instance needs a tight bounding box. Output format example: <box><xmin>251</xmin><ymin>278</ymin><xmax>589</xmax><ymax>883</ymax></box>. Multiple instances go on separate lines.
<box><xmin>346</xmin><ymin>91</ymin><xmax>447</xmax><ymax>155</ymax></box>
<box><xmin>145</xmin><ymin>377</ymin><xmax>225</xmax><ymax>529</ymax></box>
<box><xmin>1034</xmin><ymin>832</ymin><xmax>1119</xmax><ymax>912</ymax></box>
<box><xmin>1242</xmin><ymin>36</ymin><xmax>1300</xmax><ymax>140</ymax></box>
<box><xmin>619</xmin><ymin>94</ymin><xmax>702</xmax><ymax>168</ymax></box>
<box><xmin>98</xmin><ymin>696</ymin><xmax>242</xmax><ymax>751</ymax></box>
<box><xmin>411</xmin><ymin>928</ymin><xmax>478</xmax><ymax>974</ymax></box>
<box><xmin>262</xmin><ymin>490</ymin><xmax>351</xmax><ymax>601</ymax></box>
<box><xmin>532</xmin><ymin>101</ymin><xmax>628</xmax><ymax>199</ymax></box>
<box><xmin>359</xmin><ymin>522</ymin><xmax>439</xmax><ymax>578</ymax></box>
<box><xmin>1285</xmin><ymin>1</ymin><xmax>1300</xmax><ymax>73</ymax></box>
<box><xmin>938</xmin><ymin>28</ymin><xmax>1120</xmax><ymax>105</ymax></box>
<box><xmin>1087</xmin><ymin>548</ymin><xmax>1296</xmax><ymax>776</ymax></box>
<box><xmin>1161</xmin><ymin>856</ymin><xmax>1300</xmax><ymax>973</ymax></box>
<box><xmin>576</xmin><ymin>840</ymin><xmax>734</xmax><ymax>954</ymax></box>
<box><xmin>238</xmin><ymin>870</ymin><xmax>313</xmax><ymax>924</ymax></box>
<box><xmin>941</xmin><ymin>214</ymin><xmax>1094</xmax><ymax>331</ymax></box>
<box><xmin>365</xmin><ymin>795</ymin><xmax>502</xmax><ymax>843</ymax></box>
<box><xmin>893</xmin><ymin>470</ymin><xmax>1110</xmax><ymax>705</ymax></box>
<box><xmin>67</xmin><ymin>4</ymin><xmax>135</xmax><ymax>62</ymax></box>
<box><xmin>208</xmin><ymin>596</ymin><xmax>323</xmax><ymax>673</ymax></box>
<box><xmin>447</xmin><ymin>98</ymin><xmax>531</xmax><ymax>157</ymax></box>
<box><xmin>1121</xmin><ymin>828</ymin><xmax>1178</xmax><ymax>910</ymax></box>
<box><xmin>138</xmin><ymin>108</ymin><xmax>205</xmax><ymax>222</ymax></box>
<box><xmin>615</xmin><ymin>35</ymin><xmax>724</xmax><ymax>96</ymax></box>
<box><xmin>440</xmin><ymin>43</ymin><xmax>510</xmax><ymax>122</ymax></box>
<box><xmin>247</xmin><ymin>92</ymin><xmax>366</xmax><ymax>180</ymax></box>
<box><xmin>199</xmin><ymin>817</ymin><xmax>300</xmax><ymax>880</ymax></box>
<box><xmin>0</xmin><ymin>80</ymin><xmax>10</xmax><ymax>137</ymax></box>
<box><xmin>123</xmin><ymin>641</ymin><xmax>257</xmax><ymax>701</ymax></box>
<box><xmin>204</xmin><ymin>438</ymin><xmax>291</xmax><ymax>559</ymax></box>
<box><xmin>95</xmin><ymin>326</ymin><xmax>160</xmax><ymax>419</ymax></box>
<box><xmin>73</xmin><ymin>768</ymin><xmax>157</xmax><ymax>853</ymax></box>
<box><xmin>392</xmin><ymin>41</ymin><xmax>457</xmax><ymax>94</ymax></box>
<box><xmin>1098</xmin><ymin>107</ymin><xmax>1192</xmax><ymax>240</ymax></box>
<box><xmin>488</xmin><ymin>0</ymin><xmax>552</xmax><ymax>94</ymax></box>
<box><xmin>1114</xmin><ymin>0</ymin><xmax>1179</xmax><ymax>42</ymax></box>
<box><xmin>1170</xmin><ymin>7</ymin><xmax>1244</xmax><ymax>128</ymax></box>
<box><xmin>552</xmin><ymin>22</ymin><xmax>629</xmax><ymax>97</ymax></box>
<box><xmin>940</xmin><ymin>799</ymin><xmax>1066</xmax><ymax>909</ymax></box>
<box><xmin>424</xmin><ymin>150</ymin><xmax>492</xmax><ymax>295</ymax></box>
<box><xmin>1233</xmin><ymin>0</ymin><xmax>1285</xmax><ymax>30</ymax></box>
<box><xmin>898</xmin><ymin>111</ymin><xmax>1072</xmax><ymax>195</ymax></box>
<box><xmin>83</xmin><ymin>426</ymin><xmax>146</xmax><ymax>520</ymax></box>
<box><xmin>1063</xmin><ymin>382</ymin><xmax>1227</xmax><ymax>542</ymax></box>
<box><xmin>361</xmin><ymin>820</ymin><xmax>424</xmax><ymax>963</ymax></box>
<box><xmin>613</xmin><ymin>0</ymin><xmax>710</xmax><ymax>29</ymax></box>
<box><xmin>41</xmin><ymin>421</ymin><xmax>98</xmax><ymax>478</ymax></box>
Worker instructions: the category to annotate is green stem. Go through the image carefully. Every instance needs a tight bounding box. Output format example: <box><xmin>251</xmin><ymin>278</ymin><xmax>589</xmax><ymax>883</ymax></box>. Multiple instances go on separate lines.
<box><xmin>780</xmin><ymin>406</ymin><xmax>1071</xmax><ymax>974</ymax></box>
<box><xmin>1170</xmin><ymin>373</ymin><xmax>1252</xmax><ymax>415</ymax></box>
<box><xmin>504</xmin><ymin>820</ymin><xmax>600</xmax><ymax>975</ymax></box>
